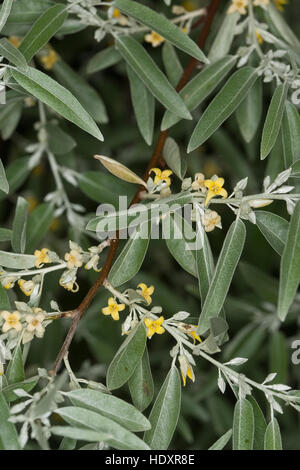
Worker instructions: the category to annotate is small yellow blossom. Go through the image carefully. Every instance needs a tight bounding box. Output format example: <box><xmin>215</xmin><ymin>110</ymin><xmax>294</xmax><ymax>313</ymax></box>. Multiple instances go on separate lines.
<box><xmin>59</xmin><ymin>279</ymin><xmax>79</xmax><ymax>293</ymax></box>
<box><xmin>182</xmin><ymin>0</ymin><xmax>197</xmax><ymax>11</ymax></box>
<box><xmin>144</xmin><ymin>316</ymin><xmax>165</xmax><ymax>338</ymax></box>
<box><xmin>25</xmin><ymin>312</ymin><xmax>45</xmax><ymax>338</ymax></box>
<box><xmin>34</xmin><ymin>248</ymin><xmax>50</xmax><ymax>268</ymax></box>
<box><xmin>150</xmin><ymin>168</ymin><xmax>173</xmax><ymax>187</ymax></box>
<box><xmin>227</xmin><ymin>0</ymin><xmax>249</xmax><ymax>15</ymax></box>
<box><xmin>256</xmin><ymin>31</ymin><xmax>264</xmax><ymax>44</ymax></box>
<box><xmin>40</xmin><ymin>48</ymin><xmax>58</xmax><ymax>70</ymax></box>
<box><xmin>1</xmin><ymin>311</ymin><xmax>22</xmax><ymax>333</ymax></box>
<box><xmin>102</xmin><ymin>297</ymin><xmax>125</xmax><ymax>321</ymax></box>
<box><xmin>178</xmin><ymin>354</ymin><xmax>195</xmax><ymax>386</ymax></box>
<box><xmin>65</xmin><ymin>249</ymin><xmax>83</xmax><ymax>270</ymax></box>
<box><xmin>8</xmin><ymin>36</ymin><xmax>22</xmax><ymax>48</ymax></box>
<box><xmin>202</xmin><ymin>210</ymin><xmax>222</xmax><ymax>232</ymax></box>
<box><xmin>145</xmin><ymin>31</ymin><xmax>165</xmax><ymax>48</ymax></box>
<box><xmin>274</xmin><ymin>0</ymin><xmax>288</xmax><ymax>11</ymax></box>
<box><xmin>179</xmin><ymin>323</ymin><xmax>202</xmax><ymax>344</ymax></box>
<box><xmin>1</xmin><ymin>276</ymin><xmax>16</xmax><ymax>290</ymax></box>
<box><xmin>84</xmin><ymin>254</ymin><xmax>101</xmax><ymax>272</ymax></box>
<box><xmin>137</xmin><ymin>283</ymin><xmax>155</xmax><ymax>305</ymax></box>
<box><xmin>18</xmin><ymin>279</ymin><xmax>34</xmax><ymax>297</ymax></box>
<box><xmin>112</xmin><ymin>8</ymin><xmax>129</xmax><ymax>25</ymax></box>
<box><xmin>26</xmin><ymin>194</ymin><xmax>38</xmax><ymax>212</ymax></box>
<box><xmin>191</xmin><ymin>173</ymin><xmax>206</xmax><ymax>192</ymax></box>
<box><xmin>253</xmin><ymin>0</ymin><xmax>269</xmax><ymax>6</ymax></box>
<box><xmin>204</xmin><ymin>177</ymin><xmax>228</xmax><ymax>206</ymax></box>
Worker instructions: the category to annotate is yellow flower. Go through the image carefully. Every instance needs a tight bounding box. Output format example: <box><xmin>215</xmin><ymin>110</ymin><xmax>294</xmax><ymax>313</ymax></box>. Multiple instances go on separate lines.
<box><xmin>191</xmin><ymin>172</ymin><xmax>206</xmax><ymax>192</ymax></box>
<box><xmin>34</xmin><ymin>248</ymin><xmax>50</xmax><ymax>268</ymax></box>
<box><xmin>1</xmin><ymin>276</ymin><xmax>16</xmax><ymax>290</ymax></box>
<box><xmin>182</xmin><ymin>0</ymin><xmax>197</xmax><ymax>11</ymax></box>
<box><xmin>256</xmin><ymin>31</ymin><xmax>264</xmax><ymax>44</ymax></box>
<box><xmin>178</xmin><ymin>354</ymin><xmax>195</xmax><ymax>386</ymax></box>
<box><xmin>253</xmin><ymin>0</ymin><xmax>269</xmax><ymax>6</ymax></box>
<box><xmin>202</xmin><ymin>210</ymin><xmax>222</xmax><ymax>232</ymax></box>
<box><xmin>145</xmin><ymin>31</ymin><xmax>165</xmax><ymax>48</ymax></box>
<box><xmin>59</xmin><ymin>279</ymin><xmax>79</xmax><ymax>293</ymax></box>
<box><xmin>112</xmin><ymin>7</ymin><xmax>121</xmax><ymax>18</ymax></box>
<box><xmin>8</xmin><ymin>36</ymin><xmax>22</xmax><ymax>48</ymax></box>
<box><xmin>102</xmin><ymin>297</ymin><xmax>125</xmax><ymax>321</ymax></box>
<box><xmin>150</xmin><ymin>168</ymin><xmax>173</xmax><ymax>187</ymax></box>
<box><xmin>137</xmin><ymin>283</ymin><xmax>155</xmax><ymax>305</ymax></box>
<box><xmin>227</xmin><ymin>0</ymin><xmax>249</xmax><ymax>15</ymax></box>
<box><xmin>204</xmin><ymin>177</ymin><xmax>228</xmax><ymax>206</ymax></box>
<box><xmin>64</xmin><ymin>249</ymin><xmax>83</xmax><ymax>270</ymax></box>
<box><xmin>26</xmin><ymin>194</ymin><xmax>38</xmax><ymax>212</ymax></box>
<box><xmin>1</xmin><ymin>311</ymin><xmax>22</xmax><ymax>333</ymax></box>
<box><xmin>25</xmin><ymin>312</ymin><xmax>45</xmax><ymax>337</ymax></box>
<box><xmin>274</xmin><ymin>0</ymin><xmax>288</xmax><ymax>11</ymax></box>
<box><xmin>40</xmin><ymin>48</ymin><xmax>58</xmax><ymax>70</ymax></box>
<box><xmin>18</xmin><ymin>279</ymin><xmax>34</xmax><ymax>297</ymax></box>
<box><xmin>179</xmin><ymin>323</ymin><xmax>202</xmax><ymax>344</ymax></box>
<box><xmin>144</xmin><ymin>316</ymin><xmax>165</xmax><ymax>338</ymax></box>
<box><xmin>84</xmin><ymin>255</ymin><xmax>101</xmax><ymax>272</ymax></box>
<box><xmin>112</xmin><ymin>7</ymin><xmax>128</xmax><ymax>25</ymax></box>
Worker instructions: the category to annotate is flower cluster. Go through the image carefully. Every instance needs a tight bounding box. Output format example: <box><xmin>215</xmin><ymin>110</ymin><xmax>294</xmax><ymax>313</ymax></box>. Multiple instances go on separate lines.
<box><xmin>0</xmin><ymin>306</ymin><xmax>48</xmax><ymax>344</ymax></box>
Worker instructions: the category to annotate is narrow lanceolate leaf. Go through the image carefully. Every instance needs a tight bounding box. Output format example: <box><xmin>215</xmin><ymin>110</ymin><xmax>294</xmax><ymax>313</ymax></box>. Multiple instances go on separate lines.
<box><xmin>51</xmin><ymin>427</ymin><xmax>110</xmax><ymax>443</ymax></box>
<box><xmin>165</xmin><ymin>213</ymin><xmax>197</xmax><ymax>277</ymax></box>
<box><xmin>11</xmin><ymin>196</ymin><xmax>28</xmax><ymax>253</ymax></box>
<box><xmin>109</xmin><ymin>225</ymin><xmax>150</xmax><ymax>287</ymax></box>
<box><xmin>269</xmin><ymin>331</ymin><xmax>288</xmax><ymax>385</ymax></box>
<box><xmin>162</xmin><ymin>42</ymin><xmax>183</xmax><ymax>87</ymax></box>
<box><xmin>6</xmin><ymin>345</ymin><xmax>25</xmax><ymax>384</ymax></box>
<box><xmin>0</xmin><ymin>38</ymin><xmax>27</xmax><ymax>70</ymax></box>
<box><xmin>163</xmin><ymin>137</ymin><xmax>186</xmax><ymax>180</ymax></box>
<box><xmin>0</xmin><ymin>251</ymin><xmax>36</xmax><ymax>269</ymax></box>
<box><xmin>86</xmin><ymin>46</ymin><xmax>122</xmax><ymax>74</ymax></box>
<box><xmin>106</xmin><ymin>322</ymin><xmax>147</xmax><ymax>390</ymax></box>
<box><xmin>19</xmin><ymin>4</ymin><xmax>68</xmax><ymax>61</ymax></box>
<box><xmin>260</xmin><ymin>82</ymin><xmax>288</xmax><ymax>160</ymax></box>
<box><xmin>0</xmin><ymin>158</ymin><xmax>9</xmax><ymax>193</ymax></box>
<box><xmin>52</xmin><ymin>60</ymin><xmax>108</xmax><ymax>124</ymax></box>
<box><xmin>196</xmin><ymin>220</ymin><xmax>214</xmax><ymax>306</ymax></box>
<box><xmin>0</xmin><ymin>0</ymin><xmax>14</xmax><ymax>33</ymax></box>
<box><xmin>264</xmin><ymin>3</ymin><xmax>300</xmax><ymax>54</ymax></box>
<box><xmin>278</xmin><ymin>201</ymin><xmax>300</xmax><ymax>321</ymax></box>
<box><xmin>291</xmin><ymin>159</ymin><xmax>300</xmax><ymax>178</ymax></box>
<box><xmin>233</xmin><ymin>399</ymin><xmax>254</xmax><ymax>450</ymax></box>
<box><xmin>236</xmin><ymin>77</ymin><xmax>262</xmax><ymax>143</ymax></box>
<box><xmin>0</xmin><ymin>157</ymin><xmax>30</xmax><ymax>201</ymax></box>
<box><xmin>116</xmin><ymin>35</ymin><xmax>191</xmax><ymax>120</ymax></box>
<box><xmin>12</xmin><ymin>67</ymin><xmax>103</xmax><ymax>141</ymax></box>
<box><xmin>264</xmin><ymin>418</ymin><xmax>282</xmax><ymax>450</ymax></box>
<box><xmin>256</xmin><ymin>211</ymin><xmax>288</xmax><ymax>256</ymax></box>
<box><xmin>127</xmin><ymin>65</ymin><xmax>155</xmax><ymax>146</ymax></box>
<box><xmin>197</xmin><ymin>219</ymin><xmax>246</xmax><ymax>335</ymax></box>
<box><xmin>94</xmin><ymin>155</ymin><xmax>147</xmax><ymax>187</ymax></box>
<box><xmin>188</xmin><ymin>67</ymin><xmax>258</xmax><ymax>153</ymax></box>
<box><xmin>25</xmin><ymin>203</ymin><xmax>55</xmax><ymax>254</ymax></box>
<box><xmin>0</xmin><ymin>392</ymin><xmax>21</xmax><ymax>450</ymax></box>
<box><xmin>144</xmin><ymin>366</ymin><xmax>181</xmax><ymax>450</ymax></box>
<box><xmin>128</xmin><ymin>347</ymin><xmax>154</xmax><ymax>412</ymax></box>
<box><xmin>281</xmin><ymin>101</ymin><xmax>300</xmax><ymax>167</ymax></box>
<box><xmin>115</xmin><ymin>0</ymin><xmax>208</xmax><ymax>63</ymax></box>
<box><xmin>161</xmin><ymin>55</ymin><xmax>237</xmax><ymax>130</ymax></box>
<box><xmin>208</xmin><ymin>429</ymin><xmax>232</xmax><ymax>450</ymax></box>
<box><xmin>248</xmin><ymin>396</ymin><xmax>267</xmax><ymax>450</ymax></box>
<box><xmin>57</xmin><ymin>407</ymin><xmax>150</xmax><ymax>450</ymax></box>
<box><xmin>66</xmin><ymin>388</ymin><xmax>151</xmax><ymax>432</ymax></box>
<box><xmin>208</xmin><ymin>11</ymin><xmax>239</xmax><ymax>63</ymax></box>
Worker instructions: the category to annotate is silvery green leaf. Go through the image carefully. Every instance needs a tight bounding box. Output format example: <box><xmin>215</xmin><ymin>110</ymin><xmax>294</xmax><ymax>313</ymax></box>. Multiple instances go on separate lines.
<box><xmin>260</xmin><ymin>82</ymin><xmax>289</xmax><ymax>160</ymax></box>
<box><xmin>278</xmin><ymin>201</ymin><xmax>300</xmax><ymax>321</ymax></box>
<box><xmin>263</xmin><ymin>3</ymin><xmax>300</xmax><ymax>55</ymax></box>
<box><xmin>263</xmin><ymin>373</ymin><xmax>277</xmax><ymax>385</ymax></box>
<box><xmin>0</xmin><ymin>251</ymin><xmax>36</xmax><ymax>269</ymax></box>
<box><xmin>86</xmin><ymin>46</ymin><xmax>121</xmax><ymax>74</ymax></box>
<box><xmin>0</xmin><ymin>0</ymin><xmax>13</xmax><ymax>33</ymax></box>
<box><xmin>208</xmin><ymin>11</ymin><xmax>239</xmax><ymax>62</ymax></box>
<box><xmin>281</xmin><ymin>102</ymin><xmax>300</xmax><ymax>166</ymax></box>
<box><xmin>236</xmin><ymin>77</ymin><xmax>262</xmax><ymax>143</ymax></box>
<box><xmin>115</xmin><ymin>0</ymin><xmax>208</xmax><ymax>63</ymax></box>
<box><xmin>218</xmin><ymin>372</ymin><xmax>226</xmax><ymax>394</ymax></box>
<box><xmin>162</xmin><ymin>42</ymin><xmax>183</xmax><ymax>87</ymax></box>
<box><xmin>256</xmin><ymin>211</ymin><xmax>288</xmax><ymax>256</ymax></box>
<box><xmin>248</xmin><ymin>396</ymin><xmax>267</xmax><ymax>450</ymax></box>
<box><xmin>233</xmin><ymin>398</ymin><xmax>254</xmax><ymax>450</ymax></box>
<box><xmin>12</xmin><ymin>67</ymin><xmax>103</xmax><ymax>141</ymax></box>
<box><xmin>128</xmin><ymin>347</ymin><xmax>154</xmax><ymax>412</ymax></box>
<box><xmin>144</xmin><ymin>366</ymin><xmax>181</xmax><ymax>450</ymax></box>
<box><xmin>0</xmin><ymin>158</ymin><xmax>8</xmax><ymax>194</ymax></box>
<box><xmin>225</xmin><ymin>357</ymin><xmax>248</xmax><ymax>366</ymax></box>
<box><xmin>163</xmin><ymin>137</ymin><xmax>186</xmax><ymax>180</ymax></box>
<box><xmin>116</xmin><ymin>35</ymin><xmax>191</xmax><ymax>120</ymax></box>
<box><xmin>51</xmin><ymin>426</ymin><xmax>111</xmax><ymax>443</ymax></box>
<box><xmin>106</xmin><ymin>322</ymin><xmax>147</xmax><ymax>390</ymax></box>
<box><xmin>0</xmin><ymin>392</ymin><xmax>21</xmax><ymax>449</ymax></box>
<box><xmin>188</xmin><ymin>67</ymin><xmax>258</xmax><ymax>152</ymax></box>
<box><xmin>264</xmin><ymin>418</ymin><xmax>282</xmax><ymax>450</ymax></box>
<box><xmin>208</xmin><ymin>429</ymin><xmax>232</xmax><ymax>450</ymax></box>
<box><xmin>197</xmin><ymin>219</ymin><xmax>246</xmax><ymax>335</ymax></box>
<box><xmin>57</xmin><ymin>406</ymin><xmax>150</xmax><ymax>450</ymax></box>
<box><xmin>271</xmin><ymin>399</ymin><xmax>283</xmax><ymax>414</ymax></box>
<box><xmin>0</xmin><ymin>38</ymin><xmax>27</xmax><ymax>70</ymax></box>
<box><xmin>172</xmin><ymin>311</ymin><xmax>190</xmax><ymax>321</ymax></box>
<box><xmin>66</xmin><ymin>388</ymin><xmax>151</xmax><ymax>432</ymax></box>
<box><xmin>266</xmin><ymin>384</ymin><xmax>291</xmax><ymax>392</ymax></box>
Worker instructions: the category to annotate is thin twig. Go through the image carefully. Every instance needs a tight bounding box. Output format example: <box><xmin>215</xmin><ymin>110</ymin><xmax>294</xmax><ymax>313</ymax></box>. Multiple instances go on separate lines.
<box><xmin>50</xmin><ymin>0</ymin><xmax>221</xmax><ymax>376</ymax></box>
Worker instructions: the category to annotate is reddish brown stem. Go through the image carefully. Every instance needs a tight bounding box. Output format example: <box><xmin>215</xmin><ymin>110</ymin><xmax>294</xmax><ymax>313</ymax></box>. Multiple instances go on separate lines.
<box><xmin>50</xmin><ymin>0</ymin><xmax>221</xmax><ymax>376</ymax></box>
